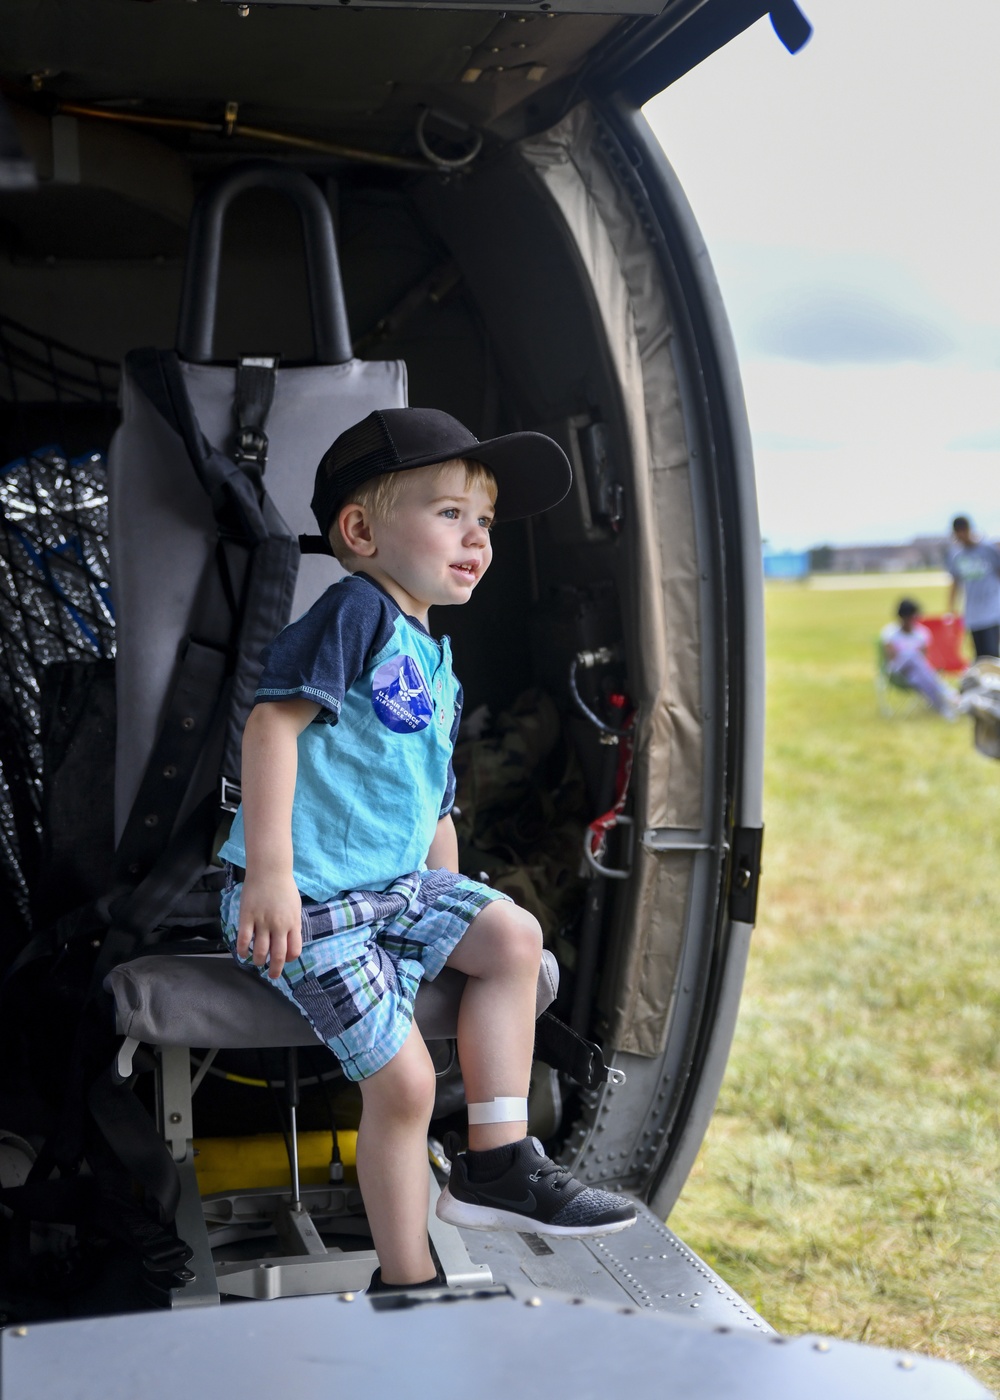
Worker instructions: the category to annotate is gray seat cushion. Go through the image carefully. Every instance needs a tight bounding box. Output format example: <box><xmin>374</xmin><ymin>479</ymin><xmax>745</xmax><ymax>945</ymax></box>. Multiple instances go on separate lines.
<box><xmin>106</xmin><ymin>949</ymin><xmax>559</xmax><ymax>1050</ymax></box>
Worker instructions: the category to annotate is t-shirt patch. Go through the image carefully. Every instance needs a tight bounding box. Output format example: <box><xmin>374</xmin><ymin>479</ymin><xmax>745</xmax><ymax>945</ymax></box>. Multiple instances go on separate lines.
<box><xmin>372</xmin><ymin>655</ymin><xmax>434</xmax><ymax>733</ymax></box>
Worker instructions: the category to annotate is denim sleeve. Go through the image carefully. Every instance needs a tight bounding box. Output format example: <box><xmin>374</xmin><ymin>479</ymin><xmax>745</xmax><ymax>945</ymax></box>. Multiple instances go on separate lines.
<box><xmin>254</xmin><ymin>577</ymin><xmax>395</xmax><ymax>724</ymax></box>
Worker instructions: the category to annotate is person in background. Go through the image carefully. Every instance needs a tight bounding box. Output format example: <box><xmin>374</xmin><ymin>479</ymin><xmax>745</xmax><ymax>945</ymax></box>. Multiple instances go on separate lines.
<box><xmin>946</xmin><ymin>515</ymin><xmax>1000</xmax><ymax>659</ymax></box>
<box><xmin>881</xmin><ymin>599</ymin><xmax>958</xmax><ymax>719</ymax></box>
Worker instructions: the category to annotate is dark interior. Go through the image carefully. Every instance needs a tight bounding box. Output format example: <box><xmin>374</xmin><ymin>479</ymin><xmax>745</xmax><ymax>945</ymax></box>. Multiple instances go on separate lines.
<box><xmin>0</xmin><ymin>82</ymin><xmax>639</xmax><ymax>1250</ymax></box>
<box><xmin>0</xmin><ymin>0</ymin><xmax>701</xmax><ymax>1319</ymax></box>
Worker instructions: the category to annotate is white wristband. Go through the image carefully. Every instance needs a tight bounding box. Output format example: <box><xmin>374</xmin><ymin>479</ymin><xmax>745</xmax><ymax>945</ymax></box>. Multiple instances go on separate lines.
<box><xmin>467</xmin><ymin>1096</ymin><xmax>529</xmax><ymax>1125</ymax></box>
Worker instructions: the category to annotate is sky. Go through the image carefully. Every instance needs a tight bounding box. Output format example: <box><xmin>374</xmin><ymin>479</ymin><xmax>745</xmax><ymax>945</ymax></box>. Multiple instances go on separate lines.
<box><xmin>644</xmin><ymin>0</ymin><xmax>1000</xmax><ymax>551</ymax></box>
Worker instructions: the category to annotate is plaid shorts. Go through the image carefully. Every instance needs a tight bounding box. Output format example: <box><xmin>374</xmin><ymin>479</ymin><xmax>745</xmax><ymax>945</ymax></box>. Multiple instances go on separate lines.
<box><xmin>220</xmin><ymin>867</ymin><xmax>510</xmax><ymax>1081</ymax></box>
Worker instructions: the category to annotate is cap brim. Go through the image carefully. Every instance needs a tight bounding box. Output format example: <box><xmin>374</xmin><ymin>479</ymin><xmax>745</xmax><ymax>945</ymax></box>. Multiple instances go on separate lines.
<box><xmin>462</xmin><ymin>431</ymin><xmax>572</xmax><ymax>523</ymax></box>
<box><xmin>318</xmin><ymin>420</ymin><xmax>572</xmax><ymax>529</ymax></box>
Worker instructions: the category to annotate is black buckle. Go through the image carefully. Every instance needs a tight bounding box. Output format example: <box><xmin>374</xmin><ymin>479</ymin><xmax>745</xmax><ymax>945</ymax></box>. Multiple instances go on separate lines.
<box><xmin>235</xmin><ymin>426</ymin><xmax>268</xmax><ymax>466</ymax></box>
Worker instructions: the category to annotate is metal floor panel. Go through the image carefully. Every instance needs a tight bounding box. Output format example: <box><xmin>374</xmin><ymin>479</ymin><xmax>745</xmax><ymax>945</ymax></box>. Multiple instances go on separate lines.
<box><xmin>1</xmin><ymin>1279</ymin><xmax>989</xmax><ymax>1400</ymax></box>
<box><xmin>458</xmin><ymin>1199</ymin><xmax>771</xmax><ymax>1332</ymax></box>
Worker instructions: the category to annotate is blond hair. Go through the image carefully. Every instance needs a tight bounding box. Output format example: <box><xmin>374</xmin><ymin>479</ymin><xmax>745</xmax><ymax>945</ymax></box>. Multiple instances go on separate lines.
<box><xmin>329</xmin><ymin>457</ymin><xmax>497</xmax><ymax>565</ymax></box>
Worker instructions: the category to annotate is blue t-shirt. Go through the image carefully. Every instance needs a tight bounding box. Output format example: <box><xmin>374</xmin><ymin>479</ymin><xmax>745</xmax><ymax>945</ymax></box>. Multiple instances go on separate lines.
<box><xmin>947</xmin><ymin>541</ymin><xmax>1000</xmax><ymax>630</ymax></box>
<box><xmin>219</xmin><ymin>573</ymin><xmax>462</xmax><ymax>900</ymax></box>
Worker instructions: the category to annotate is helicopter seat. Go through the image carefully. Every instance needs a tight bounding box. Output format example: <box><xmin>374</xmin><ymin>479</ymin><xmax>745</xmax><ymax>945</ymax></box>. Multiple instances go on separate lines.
<box><xmin>104</xmin><ymin>948</ymin><xmax>559</xmax><ymax>1305</ymax></box>
<box><xmin>102</xmin><ymin>161</ymin><xmax>564</xmax><ymax>1308</ymax></box>
<box><xmin>101</xmin><ymin>160</ymin><xmax>413</xmax><ymax>1305</ymax></box>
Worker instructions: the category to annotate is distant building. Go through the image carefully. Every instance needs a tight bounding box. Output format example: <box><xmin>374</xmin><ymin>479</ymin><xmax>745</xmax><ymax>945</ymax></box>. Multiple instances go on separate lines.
<box><xmin>810</xmin><ymin>537</ymin><xmax>949</xmax><ymax>573</ymax></box>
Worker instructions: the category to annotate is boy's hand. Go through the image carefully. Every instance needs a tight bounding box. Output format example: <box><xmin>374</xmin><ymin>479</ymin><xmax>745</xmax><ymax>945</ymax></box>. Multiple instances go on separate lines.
<box><xmin>236</xmin><ymin>875</ymin><xmax>303</xmax><ymax>980</ymax></box>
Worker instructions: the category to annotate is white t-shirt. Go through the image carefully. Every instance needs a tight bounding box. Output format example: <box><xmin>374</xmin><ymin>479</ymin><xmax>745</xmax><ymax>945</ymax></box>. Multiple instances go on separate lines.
<box><xmin>880</xmin><ymin>620</ymin><xmax>930</xmax><ymax>671</ymax></box>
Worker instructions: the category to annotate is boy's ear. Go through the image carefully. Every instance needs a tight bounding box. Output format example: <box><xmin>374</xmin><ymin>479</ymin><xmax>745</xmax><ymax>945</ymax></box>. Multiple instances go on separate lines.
<box><xmin>338</xmin><ymin>502</ymin><xmax>377</xmax><ymax>558</ymax></box>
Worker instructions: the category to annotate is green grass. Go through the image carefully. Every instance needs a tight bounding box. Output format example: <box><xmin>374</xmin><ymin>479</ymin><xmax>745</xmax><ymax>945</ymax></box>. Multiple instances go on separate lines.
<box><xmin>668</xmin><ymin>580</ymin><xmax>1000</xmax><ymax>1392</ymax></box>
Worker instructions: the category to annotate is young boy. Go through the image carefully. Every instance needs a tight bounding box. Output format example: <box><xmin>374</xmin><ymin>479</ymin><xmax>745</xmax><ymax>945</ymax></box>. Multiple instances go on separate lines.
<box><xmin>218</xmin><ymin>407</ymin><xmax>636</xmax><ymax>1290</ymax></box>
<box><xmin>881</xmin><ymin>598</ymin><xmax>957</xmax><ymax>718</ymax></box>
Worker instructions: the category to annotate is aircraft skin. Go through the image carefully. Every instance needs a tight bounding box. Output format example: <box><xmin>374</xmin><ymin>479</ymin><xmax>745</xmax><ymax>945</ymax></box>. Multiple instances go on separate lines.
<box><xmin>0</xmin><ymin>4</ymin><xmax>988</xmax><ymax>1395</ymax></box>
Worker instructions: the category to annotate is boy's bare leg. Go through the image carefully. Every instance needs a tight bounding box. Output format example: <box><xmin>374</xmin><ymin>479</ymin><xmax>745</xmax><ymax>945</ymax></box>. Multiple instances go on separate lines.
<box><xmin>444</xmin><ymin>901</ymin><xmax>543</xmax><ymax>1151</ymax></box>
<box><xmin>357</xmin><ymin>1025</ymin><xmax>438</xmax><ymax>1285</ymax></box>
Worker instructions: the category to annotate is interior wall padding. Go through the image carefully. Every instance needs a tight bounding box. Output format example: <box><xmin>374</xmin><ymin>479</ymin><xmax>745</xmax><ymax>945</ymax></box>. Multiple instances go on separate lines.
<box><xmin>520</xmin><ymin>105</ymin><xmax>703</xmax><ymax>1057</ymax></box>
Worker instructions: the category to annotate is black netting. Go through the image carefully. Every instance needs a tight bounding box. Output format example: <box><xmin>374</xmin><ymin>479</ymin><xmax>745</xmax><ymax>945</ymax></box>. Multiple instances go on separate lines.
<box><xmin>0</xmin><ymin>315</ymin><xmax>119</xmax><ymax>934</ymax></box>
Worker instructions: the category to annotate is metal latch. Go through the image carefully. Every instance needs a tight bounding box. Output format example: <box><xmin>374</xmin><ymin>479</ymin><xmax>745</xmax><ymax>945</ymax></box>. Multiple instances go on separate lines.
<box><xmin>728</xmin><ymin>825</ymin><xmax>764</xmax><ymax>925</ymax></box>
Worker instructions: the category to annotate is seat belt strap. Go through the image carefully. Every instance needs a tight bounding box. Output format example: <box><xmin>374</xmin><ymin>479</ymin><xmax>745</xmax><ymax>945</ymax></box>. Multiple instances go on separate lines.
<box><xmin>111</xmin><ymin>639</ymin><xmax>228</xmax><ymax>884</ymax></box>
<box><xmin>103</xmin><ymin>349</ymin><xmax>297</xmax><ymax>958</ymax></box>
<box><xmin>533</xmin><ymin>1011</ymin><xmax>627</xmax><ymax>1090</ymax></box>
<box><xmin>233</xmin><ymin>355</ymin><xmax>278</xmax><ymax>475</ymax></box>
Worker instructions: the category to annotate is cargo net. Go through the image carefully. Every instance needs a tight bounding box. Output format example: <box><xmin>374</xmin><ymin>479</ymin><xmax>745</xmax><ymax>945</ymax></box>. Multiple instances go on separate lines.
<box><xmin>0</xmin><ymin>315</ymin><xmax>119</xmax><ymax>927</ymax></box>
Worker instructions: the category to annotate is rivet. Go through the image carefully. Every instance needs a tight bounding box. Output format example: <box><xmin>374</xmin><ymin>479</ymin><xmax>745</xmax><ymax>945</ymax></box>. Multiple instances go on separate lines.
<box><xmin>181</xmin><ymin>716</ymin><xmax>196</xmax><ymax>731</ymax></box>
<box><xmin>525</xmin><ymin>1297</ymin><xmax>542</xmax><ymax>1307</ymax></box>
<box><xmin>13</xmin><ymin>1327</ymin><xmax>28</xmax><ymax>1337</ymax></box>
<box><xmin>169</xmin><ymin>1112</ymin><xmax>182</xmax><ymax>1123</ymax></box>
<box><xmin>144</xmin><ymin>813</ymin><xmax>159</xmax><ymax>827</ymax></box>
<box><xmin>237</xmin><ymin>3</ymin><xmax>249</xmax><ymax>13</ymax></box>
<box><xmin>163</xmin><ymin>764</ymin><xmax>178</xmax><ymax>779</ymax></box>
<box><xmin>814</xmin><ymin>1341</ymin><xmax>830</xmax><ymax>1353</ymax></box>
<box><xmin>340</xmin><ymin>1292</ymin><xmax>356</xmax><ymax>1302</ymax></box>
<box><xmin>898</xmin><ymin>1359</ymin><xmax>916</xmax><ymax>1371</ymax></box>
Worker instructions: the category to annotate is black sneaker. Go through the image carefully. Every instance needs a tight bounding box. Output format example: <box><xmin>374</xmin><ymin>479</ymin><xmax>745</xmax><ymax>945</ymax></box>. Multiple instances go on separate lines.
<box><xmin>365</xmin><ymin>1266</ymin><xmax>446</xmax><ymax>1294</ymax></box>
<box><xmin>435</xmin><ymin>1134</ymin><xmax>637</xmax><ymax>1238</ymax></box>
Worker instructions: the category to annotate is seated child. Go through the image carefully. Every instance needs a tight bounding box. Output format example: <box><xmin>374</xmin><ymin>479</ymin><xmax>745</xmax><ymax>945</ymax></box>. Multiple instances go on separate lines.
<box><xmin>881</xmin><ymin>598</ymin><xmax>957</xmax><ymax>718</ymax></box>
<box><xmin>218</xmin><ymin>407</ymin><xmax>636</xmax><ymax>1290</ymax></box>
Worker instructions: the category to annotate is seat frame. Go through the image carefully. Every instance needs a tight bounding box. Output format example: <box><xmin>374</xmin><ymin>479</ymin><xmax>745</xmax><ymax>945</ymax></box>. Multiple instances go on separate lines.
<box><xmin>109</xmin><ymin>950</ymin><xmax>559</xmax><ymax>1305</ymax></box>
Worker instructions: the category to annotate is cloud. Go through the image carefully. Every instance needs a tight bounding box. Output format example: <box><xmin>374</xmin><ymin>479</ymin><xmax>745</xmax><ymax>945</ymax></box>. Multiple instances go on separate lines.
<box><xmin>701</xmin><ymin>244</ymin><xmax>986</xmax><ymax>369</ymax></box>
<box><xmin>948</xmin><ymin>428</ymin><xmax>1000</xmax><ymax>450</ymax></box>
<box><xmin>750</xmin><ymin>286</ymin><xmax>954</xmax><ymax>365</ymax></box>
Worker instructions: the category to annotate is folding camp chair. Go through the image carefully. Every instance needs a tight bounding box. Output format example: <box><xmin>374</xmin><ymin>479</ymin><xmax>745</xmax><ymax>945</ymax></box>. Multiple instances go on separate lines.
<box><xmin>919</xmin><ymin>615</ymin><xmax>967</xmax><ymax>673</ymax></box>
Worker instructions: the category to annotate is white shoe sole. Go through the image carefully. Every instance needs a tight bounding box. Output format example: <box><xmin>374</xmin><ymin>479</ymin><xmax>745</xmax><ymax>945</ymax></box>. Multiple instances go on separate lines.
<box><xmin>435</xmin><ymin>1185</ymin><xmax>636</xmax><ymax>1238</ymax></box>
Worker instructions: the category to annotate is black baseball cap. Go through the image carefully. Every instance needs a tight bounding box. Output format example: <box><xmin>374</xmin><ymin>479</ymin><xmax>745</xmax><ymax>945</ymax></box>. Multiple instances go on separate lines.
<box><xmin>309</xmin><ymin>407</ymin><xmax>572</xmax><ymax>546</ymax></box>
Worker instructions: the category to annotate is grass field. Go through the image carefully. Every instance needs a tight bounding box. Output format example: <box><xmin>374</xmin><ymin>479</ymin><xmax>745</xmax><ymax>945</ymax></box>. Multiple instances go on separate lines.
<box><xmin>668</xmin><ymin>578</ymin><xmax>1000</xmax><ymax>1393</ymax></box>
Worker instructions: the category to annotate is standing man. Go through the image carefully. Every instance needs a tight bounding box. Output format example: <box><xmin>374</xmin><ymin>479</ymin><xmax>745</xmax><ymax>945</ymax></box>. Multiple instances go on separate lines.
<box><xmin>947</xmin><ymin>515</ymin><xmax>1000</xmax><ymax>660</ymax></box>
